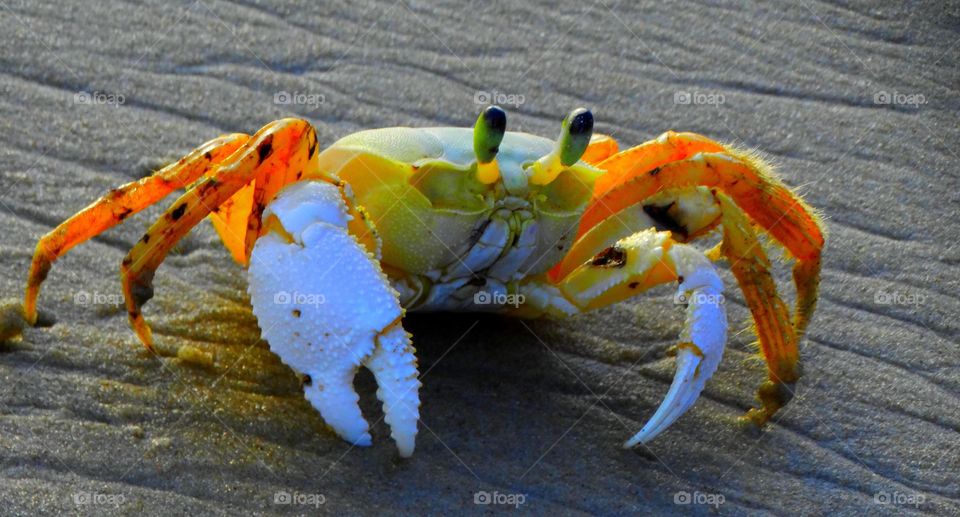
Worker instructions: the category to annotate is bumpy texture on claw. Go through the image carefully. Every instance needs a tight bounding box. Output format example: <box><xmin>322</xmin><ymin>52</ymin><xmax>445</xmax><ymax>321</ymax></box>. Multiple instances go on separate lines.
<box><xmin>247</xmin><ymin>181</ymin><xmax>420</xmax><ymax>457</ymax></box>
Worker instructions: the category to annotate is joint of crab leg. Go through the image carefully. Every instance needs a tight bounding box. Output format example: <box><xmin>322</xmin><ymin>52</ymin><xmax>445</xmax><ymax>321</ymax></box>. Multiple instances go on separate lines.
<box><xmin>529</xmin><ymin>108</ymin><xmax>593</xmax><ymax>185</ymax></box>
<box><xmin>474</xmin><ymin>105</ymin><xmax>506</xmax><ymax>184</ymax></box>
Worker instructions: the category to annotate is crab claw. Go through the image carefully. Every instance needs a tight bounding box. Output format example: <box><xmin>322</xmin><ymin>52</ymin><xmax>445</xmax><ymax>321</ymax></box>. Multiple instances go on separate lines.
<box><xmin>624</xmin><ymin>266</ymin><xmax>727</xmax><ymax>448</ymax></box>
<box><xmin>247</xmin><ymin>180</ymin><xmax>420</xmax><ymax>457</ymax></box>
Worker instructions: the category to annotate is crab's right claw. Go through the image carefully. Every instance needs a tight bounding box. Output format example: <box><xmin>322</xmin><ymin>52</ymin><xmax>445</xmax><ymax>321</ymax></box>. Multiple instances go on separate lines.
<box><xmin>552</xmin><ymin>229</ymin><xmax>729</xmax><ymax>447</ymax></box>
<box><xmin>624</xmin><ymin>263</ymin><xmax>727</xmax><ymax>448</ymax></box>
<box><xmin>246</xmin><ymin>180</ymin><xmax>420</xmax><ymax>457</ymax></box>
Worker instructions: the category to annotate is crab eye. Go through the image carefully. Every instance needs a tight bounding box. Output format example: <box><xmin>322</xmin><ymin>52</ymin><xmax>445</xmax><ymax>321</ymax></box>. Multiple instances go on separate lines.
<box><xmin>529</xmin><ymin>107</ymin><xmax>595</xmax><ymax>185</ymax></box>
<box><xmin>473</xmin><ymin>105</ymin><xmax>506</xmax><ymax>164</ymax></box>
<box><xmin>473</xmin><ymin>105</ymin><xmax>507</xmax><ymax>184</ymax></box>
<box><xmin>559</xmin><ymin>108</ymin><xmax>594</xmax><ymax>166</ymax></box>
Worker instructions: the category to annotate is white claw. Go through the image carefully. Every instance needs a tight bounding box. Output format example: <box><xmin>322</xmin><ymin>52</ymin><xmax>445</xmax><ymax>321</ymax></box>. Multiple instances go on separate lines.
<box><xmin>303</xmin><ymin>367</ymin><xmax>372</xmax><ymax>447</ymax></box>
<box><xmin>624</xmin><ymin>247</ymin><xmax>727</xmax><ymax>448</ymax></box>
<box><xmin>364</xmin><ymin>325</ymin><xmax>421</xmax><ymax>457</ymax></box>
<box><xmin>247</xmin><ymin>181</ymin><xmax>420</xmax><ymax>456</ymax></box>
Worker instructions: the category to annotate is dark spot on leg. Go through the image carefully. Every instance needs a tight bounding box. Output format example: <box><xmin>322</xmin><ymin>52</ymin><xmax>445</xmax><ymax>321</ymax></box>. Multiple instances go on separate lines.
<box><xmin>117</xmin><ymin>207</ymin><xmax>133</xmax><ymax>221</ymax></box>
<box><xmin>140</xmin><ymin>234</ymin><xmax>150</xmax><ymax>244</ymax></box>
<box><xmin>307</xmin><ymin>131</ymin><xmax>318</xmax><ymax>158</ymax></box>
<box><xmin>32</xmin><ymin>259</ymin><xmax>52</xmax><ymax>285</ymax></box>
<box><xmin>130</xmin><ymin>275</ymin><xmax>155</xmax><ymax>308</ymax></box>
<box><xmin>643</xmin><ymin>202</ymin><xmax>688</xmax><ymax>239</ymax></box>
<box><xmin>170</xmin><ymin>203</ymin><xmax>187</xmax><ymax>221</ymax></box>
<box><xmin>628</xmin><ymin>281</ymin><xmax>640</xmax><ymax>289</ymax></box>
<box><xmin>292</xmin><ymin>309</ymin><xmax>301</xmax><ymax>318</ymax></box>
<box><xmin>257</xmin><ymin>135</ymin><xmax>274</xmax><ymax>164</ymax></box>
<box><xmin>677</xmin><ymin>275</ymin><xmax>684</xmax><ymax>284</ymax></box>
<box><xmin>648</xmin><ymin>166</ymin><xmax>661</xmax><ymax>176</ymax></box>
<box><xmin>204</xmin><ymin>151</ymin><xmax>212</xmax><ymax>160</ymax></box>
<box><xmin>591</xmin><ymin>246</ymin><xmax>627</xmax><ymax>268</ymax></box>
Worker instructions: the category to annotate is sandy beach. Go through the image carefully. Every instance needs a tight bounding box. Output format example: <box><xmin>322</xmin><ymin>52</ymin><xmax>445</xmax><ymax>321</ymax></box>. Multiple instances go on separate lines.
<box><xmin>0</xmin><ymin>1</ymin><xmax>957</xmax><ymax>514</ymax></box>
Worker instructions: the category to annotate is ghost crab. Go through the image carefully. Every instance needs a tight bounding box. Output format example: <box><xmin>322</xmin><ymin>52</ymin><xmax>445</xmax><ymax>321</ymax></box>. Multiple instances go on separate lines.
<box><xmin>22</xmin><ymin>106</ymin><xmax>824</xmax><ymax>457</ymax></box>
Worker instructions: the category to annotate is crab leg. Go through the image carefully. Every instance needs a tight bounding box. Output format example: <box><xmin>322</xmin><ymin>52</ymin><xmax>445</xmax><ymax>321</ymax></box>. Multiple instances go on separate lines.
<box><xmin>23</xmin><ymin>133</ymin><xmax>249</xmax><ymax>324</ymax></box>
<box><xmin>527</xmin><ymin>229</ymin><xmax>727</xmax><ymax>446</ymax></box>
<box><xmin>247</xmin><ymin>181</ymin><xmax>419</xmax><ymax>457</ymax></box>
<box><xmin>120</xmin><ymin>118</ymin><xmax>318</xmax><ymax>350</ymax></box>
<box><xmin>571</xmin><ymin>135</ymin><xmax>824</xmax><ymax>424</ymax></box>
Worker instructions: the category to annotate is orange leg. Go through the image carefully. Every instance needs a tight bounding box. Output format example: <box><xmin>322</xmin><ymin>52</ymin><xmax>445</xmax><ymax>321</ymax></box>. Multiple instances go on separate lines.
<box><xmin>23</xmin><ymin>133</ymin><xmax>249</xmax><ymax>324</ymax></box>
<box><xmin>566</xmin><ymin>132</ymin><xmax>825</xmax><ymax>424</ymax></box>
<box><xmin>715</xmin><ymin>193</ymin><xmax>800</xmax><ymax>425</ymax></box>
<box><xmin>581</xmin><ymin>133</ymin><xmax>620</xmax><ymax>165</ymax></box>
<box><xmin>121</xmin><ymin>118</ymin><xmax>322</xmax><ymax>350</ymax></box>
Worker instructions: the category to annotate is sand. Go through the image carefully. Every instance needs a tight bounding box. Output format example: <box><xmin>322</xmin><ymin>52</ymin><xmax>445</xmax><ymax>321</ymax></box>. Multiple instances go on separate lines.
<box><xmin>0</xmin><ymin>0</ymin><xmax>957</xmax><ymax>515</ymax></box>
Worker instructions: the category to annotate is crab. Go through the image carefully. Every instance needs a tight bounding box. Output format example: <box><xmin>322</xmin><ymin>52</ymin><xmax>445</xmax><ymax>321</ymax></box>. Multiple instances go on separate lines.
<box><xmin>21</xmin><ymin>106</ymin><xmax>824</xmax><ymax>457</ymax></box>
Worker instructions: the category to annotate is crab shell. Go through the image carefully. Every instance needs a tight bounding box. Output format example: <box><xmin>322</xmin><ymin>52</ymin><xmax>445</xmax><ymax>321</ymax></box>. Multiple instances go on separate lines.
<box><xmin>315</xmin><ymin>127</ymin><xmax>602</xmax><ymax>281</ymax></box>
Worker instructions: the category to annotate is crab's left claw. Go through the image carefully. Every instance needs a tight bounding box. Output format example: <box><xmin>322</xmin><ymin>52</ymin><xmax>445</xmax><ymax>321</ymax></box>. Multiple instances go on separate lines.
<box><xmin>623</xmin><ymin>266</ymin><xmax>726</xmax><ymax>447</ymax></box>
<box><xmin>247</xmin><ymin>180</ymin><xmax>421</xmax><ymax>457</ymax></box>
<box><xmin>548</xmin><ymin>229</ymin><xmax>727</xmax><ymax>447</ymax></box>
